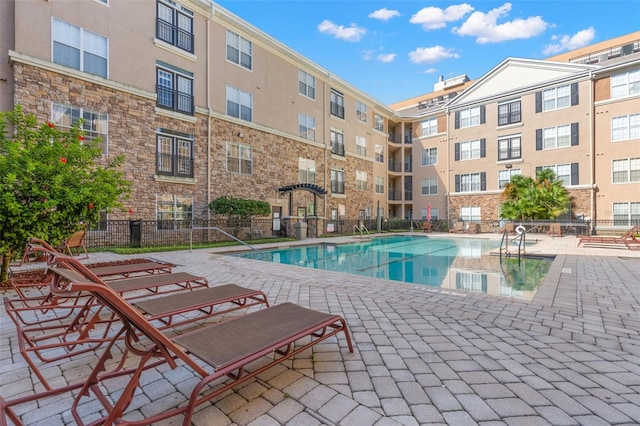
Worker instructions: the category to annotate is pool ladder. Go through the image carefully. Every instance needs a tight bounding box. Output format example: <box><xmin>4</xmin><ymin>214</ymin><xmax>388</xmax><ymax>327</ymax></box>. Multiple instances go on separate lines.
<box><xmin>353</xmin><ymin>223</ymin><xmax>370</xmax><ymax>238</ymax></box>
<box><xmin>500</xmin><ymin>227</ymin><xmax>526</xmax><ymax>261</ymax></box>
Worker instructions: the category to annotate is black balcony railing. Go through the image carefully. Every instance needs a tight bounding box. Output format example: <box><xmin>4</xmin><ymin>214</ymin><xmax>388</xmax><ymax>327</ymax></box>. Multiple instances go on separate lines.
<box><xmin>330</xmin><ymin>102</ymin><xmax>344</xmax><ymax>118</ymax></box>
<box><xmin>156</xmin><ymin>153</ymin><xmax>194</xmax><ymax>178</ymax></box>
<box><xmin>157</xmin><ymin>86</ymin><xmax>194</xmax><ymax>115</ymax></box>
<box><xmin>331</xmin><ymin>143</ymin><xmax>345</xmax><ymax>156</ymax></box>
<box><xmin>331</xmin><ymin>181</ymin><xmax>345</xmax><ymax>194</ymax></box>
<box><xmin>157</xmin><ymin>18</ymin><xmax>194</xmax><ymax>53</ymax></box>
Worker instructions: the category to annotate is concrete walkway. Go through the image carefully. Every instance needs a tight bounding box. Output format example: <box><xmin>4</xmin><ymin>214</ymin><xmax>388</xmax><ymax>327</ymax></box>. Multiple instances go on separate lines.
<box><xmin>1</xmin><ymin>233</ymin><xmax>639</xmax><ymax>425</ymax></box>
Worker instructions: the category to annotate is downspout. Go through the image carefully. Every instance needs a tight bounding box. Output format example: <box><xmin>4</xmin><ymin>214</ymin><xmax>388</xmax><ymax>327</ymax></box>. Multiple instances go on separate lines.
<box><xmin>589</xmin><ymin>70</ymin><xmax>596</xmax><ymax>234</ymax></box>
<box><xmin>206</xmin><ymin>8</ymin><xmax>213</xmax><ymax>224</ymax></box>
<box><xmin>445</xmin><ymin>107</ymin><xmax>451</xmax><ymax>221</ymax></box>
<box><xmin>324</xmin><ymin>73</ymin><xmax>330</xmax><ymax>225</ymax></box>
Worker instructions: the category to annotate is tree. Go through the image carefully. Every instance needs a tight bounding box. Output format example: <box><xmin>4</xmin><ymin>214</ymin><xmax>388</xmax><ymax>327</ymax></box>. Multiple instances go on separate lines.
<box><xmin>0</xmin><ymin>106</ymin><xmax>132</xmax><ymax>282</ymax></box>
<box><xmin>500</xmin><ymin>169</ymin><xmax>571</xmax><ymax>221</ymax></box>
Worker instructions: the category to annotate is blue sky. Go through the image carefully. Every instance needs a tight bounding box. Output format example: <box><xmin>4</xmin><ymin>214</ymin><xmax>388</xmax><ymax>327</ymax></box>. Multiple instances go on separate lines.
<box><xmin>216</xmin><ymin>1</ymin><xmax>640</xmax><ymax>105</ymax></box>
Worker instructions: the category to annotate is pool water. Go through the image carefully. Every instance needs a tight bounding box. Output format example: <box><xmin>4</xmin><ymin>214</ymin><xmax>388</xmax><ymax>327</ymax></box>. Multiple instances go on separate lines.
<box><xmin>232</xmin><ymin>235</ymin><xmax>553</xmax><ymax>300</ymax></box>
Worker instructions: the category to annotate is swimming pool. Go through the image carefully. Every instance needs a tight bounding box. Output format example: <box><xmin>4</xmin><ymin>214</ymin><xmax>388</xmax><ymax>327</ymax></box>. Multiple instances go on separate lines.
<box><xmin>232</xmin><ymin>235</ymin><xmax>553</xmax><ymax>300</ymax></box>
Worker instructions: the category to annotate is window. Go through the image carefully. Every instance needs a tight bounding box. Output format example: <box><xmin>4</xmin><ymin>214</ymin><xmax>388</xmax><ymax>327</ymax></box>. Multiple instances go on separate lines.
<box><xmin>542</xmin><ymin>85</ymin><xmax>571</xmax><ymax>111</ymax></box>
<box><xmin>455</xmin><ymin>106</ymin><xmax>484</xmax><ymax>129</ymax></box>
<box><xmin>375</xmin><ymin>144</ymin><xmax>384</xmax><ymax>163</ymax></box>
<box><xmin>461</xmin><ymin>206</ymin><xmax>481</xmax><ymax>223</ymax></box>
<box><xmin>157</xmin><ymin>65</ymin><xmax>193</xmax><ymax>115</ymax></box>
<box><xmin>498</xmin><ymin>136</ymin><xmax>521</xmax><ymax>160</ymax></box>
<box><xmin>498</xmin><ymin>169</ymin><xmax>521</xmax><ymax>188</ymax></box>
<box><xmin>226</xmin><ymin>85</ymin><xmax>252</xmax><ymax>122</ymax></box>
<box><xmin>420</xmin><ymin>117</ymin><xmax>437</xmax><ymax>137</ymax></box>
<box><xmin>226</xmin><ymin>30</ymin><xmax>252</xmax><ymax>70</ymax></box>
<box><xmin>612</xmin><ymin>114</ymin><xmax>640</xmax><ymax>141</ymax></box>
<box><xmin>330</xmin><ymin>89</ymin><xmax>344</xmax><ymax>119</ymax></box>
<box><xmin>298</xmin><ymin>158</ymin><xmax>316</xmax><ymax>183</ymax></box>
<box><xmin>51</xmin><ymin>103</ymin><xmax>108</xmax><ymax>155</ymax></box>
<box><xmin>331</xmin><ymin>169</ymin><xmax>344</xmax><ymax>194</ymax></box>
<box><xmin>538</xmin><ymin>164</ymin><xmax>577</xmax><ymax>186</ymax></box>
<box><xmin>375</xmin><ymin>176</ymin><xmax>384</xmax><ymax>194</ymax></box>
<box><xmin>455</xmin><ymin>172</ymin><xmax>486</xmax><ymax>192</ymax></box>
<box><xmin>421</xmin><ymin>147</ymin><xmax>437</xmax><ymax>166</ymax></box>
<box><xmin>330</xmin><ymin>130</ymin><xmax>344</xmax><ymax>156</ymax></box>
<box><xmin>612</xmin><ymin>158</ymin><xmax>640</xmax><ymax>183</ymax></box>
<box><xmin>298</xmin><ymin>70</ymin><xmax>316</xmax><ymax>99</ymax></box>
<box><xmin>612</xmin><ymin>202</ymin><xmax>640</xmax><ymax>226</ymax></box>
<box><xmin>226</xmin><ymin>142</ymin><xmax>252</xmax><ymax>174</ymax></box>
<box><xmin>356</xmin><ymin>135</ymin><xmax>367</xmax><ymax>156</ymax></box>
<box><xmin>356</xmin><ymin>101</ymin><xmax>367</xmax><ymax>123</ymax></box>
<box><xmin>457</xmin><ymin>139</ymin><xmax>484</xmax><ymax>161</ymax></box>
<box><xmin>421</xmin><ymin>207</ymin><xmax>438</xmax><ymax>220</ymax></box>
<box><xmin>611</xmin><ymin>70</ymin><xmax>640</xmax><ymax>98</ymax></box>
<box><xmin>52</xmin><ymin>18</ymin><xmax>107</xmax><ymax>78</ymax></box>
<box><xmin>156</xmin><ymin>0</ymin><xmax>194</xmax><ymax>53</ymax></box>
<box><xmin>498</xmin><ymin>99</ymin><xmax>521</xmax><ymax>126</ymax></box>
<box><xmin>298</xmin><ymin>113</ymin><xmax>316</xmax><ymax>141</ymax></box>
<box><xmin>374</xmin><ymin>114</ymin><xmax>384</xmax><ymax>132</ymax></box>
<box><xmin>421</xmin><ymin>177</ymin><xmax>437</xmax><ymax>195</ymax></box>
<box><xmin>156</xmin><ymin>129</ymin><xmax>194</xmax><ymax>178</ymax></box>
<box><xmin>356</xmin><ymin>170</ymin><xmax>368</xmax><ymax>190</ymax></box>
<box><xmin>543</xmin><ymin>125</ymin><xmax>571</xmax><ymax>149</ymax></box>
<box><xmin>156</xmin><ymin>194</ymin><xmax>192</xmax><ymax>230</ymax></box>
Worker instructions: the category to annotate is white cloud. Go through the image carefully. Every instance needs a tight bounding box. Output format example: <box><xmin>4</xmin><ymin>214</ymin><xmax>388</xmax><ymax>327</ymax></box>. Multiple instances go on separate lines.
<box><xmin>542</xmin><ymin>27</ymin><xmax>596</xmax><ymax>56</ymax></box>
<box><xmin>408</xmin><ymin>46</ymin><xmax>460</xmax><ymax>64</ymax></box>
<box><xmin>424</xmin><ymin>68</ymin><xmax>438</xmax><ymax>74</ymax></box>
<box><xmin>318</xmin><ymin>19</ymin><xmax>366</xmax><ymax>42</ymax></box>
<box><xmin>453</xmin><ymin>3</ymin><xmax>548</xmax><ymax>43</ymax></box>
<box><xmin>362</xmin><ymin>50</ymin><xmax>375</xmax><ymax>61</ymax></box>
<box><xmin>377</xmin><ymin>53</ymin><xmax>397</xmax><ymax>63</ymax></box>
<box><xmin>369</xmin><ymin>8</ymin><xmax>400</xmax><ymax>21</ymax></box>
<box><xmin>410</xmin><ymin>4</ymin><xmax>474</xmax><ymax>30</ymax></box>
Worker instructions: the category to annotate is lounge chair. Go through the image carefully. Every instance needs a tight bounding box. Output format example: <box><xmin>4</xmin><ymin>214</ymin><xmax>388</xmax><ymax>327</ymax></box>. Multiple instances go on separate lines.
<box><xmin>57</xmin><ymin>229</ymin><xmax>89</xmax><ymax>259</ymax></box>
<box><xmin>504</xmin><ymin>223</ymin><xmax>515</xmax><ymax>234</ymax></box>
<box><xmin>463</xmin><ymin>223</ymin><xmax>480</xmax><ymax>234</ymax></box>
<box><xmin>0</xmin><ymin>256</ymin><xmax>353</xmax><ymax>425</ymax></box>
<box><xmin>577</xmin><ymin>225</ymin><xmax>639</xmax><ymax>249</ymax></box>
<box><xmin>547</xmin><ymin>223</ymin><xmax>563</xmax><ymax>237</ymax></box>
<box><xmin>422</xmin><ymin>221</ymin><xmax>433</xmax><ymax>233</ymax></box>
<box><xmin>448</xmin><ymin>221</ymin><xmax>465</xmax><ymax>233</ymax></box>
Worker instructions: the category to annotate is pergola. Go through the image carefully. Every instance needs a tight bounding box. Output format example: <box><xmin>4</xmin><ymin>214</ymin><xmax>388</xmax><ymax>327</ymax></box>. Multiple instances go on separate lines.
<box><xmin>277</xmin><ymin>183</ymin><xmax>327</xmax><ymax>217</ymax></box>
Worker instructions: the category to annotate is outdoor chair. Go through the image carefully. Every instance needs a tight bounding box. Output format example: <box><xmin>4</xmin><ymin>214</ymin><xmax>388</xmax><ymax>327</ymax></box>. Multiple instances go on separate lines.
<box><xmin>422</xmin><ymin>221</ymin><xmax>434</xmax><ymax>233</ymax></box>
<box><xmin>448</xmin><ymin>221</ymin><xmax>465</xmax><ymax>233</ymax></box>
<box><xmin>577</xmin><ymin>225</ymin><xmax>639</xmax><ymax>249</ymax></box>
<box><xmin>0</xmin><ymin>255</ymin><xmax>353</xmax><ymax>426</ymax></box>
<box><xmin>463</xmin><ymin>223</ymin><xmax>480</xmax><ymax>234</ymax></box>
<box><xmin>57</xmin><ymin>229</ymin><xmax>89</xmax><ymax>259</ymax></box>
<box><xmin>547</xmin><ymin>223</ymin><xmax>563</xmax><ymax>237</ymax></box>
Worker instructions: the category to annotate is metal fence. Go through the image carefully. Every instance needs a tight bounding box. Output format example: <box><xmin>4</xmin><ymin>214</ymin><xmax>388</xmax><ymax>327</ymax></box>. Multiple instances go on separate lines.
<box><xmin>83</xmin><ymin>218</ymin><xmax>639</xmax><ymax>250</ymax></box>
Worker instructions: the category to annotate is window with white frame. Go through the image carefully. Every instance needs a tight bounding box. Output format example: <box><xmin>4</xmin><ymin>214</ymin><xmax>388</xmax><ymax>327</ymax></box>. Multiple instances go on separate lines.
<box><xmin>459</xmin><ymin>106</ymin><xmax>480</xmax><ymax>128</ymax></box>
<box><xmin>331</xmin><ymin>169</ymin><xmax>344</xmax><ymax>194</ymax></box>
<box><xmin>156</xmin><ymin>0</ymin><xmax>194</xmax><ymax>53</ymax></box>
<box><xmin>356</xmin><ymin>170</ymin><xmax>368</xmax><ymax>190</ymax></box>
<box><xmin>330</xmin><ymin>130</ymin><xmax>345</xmax><ymax>156</ymax></box>
<box><xmin>375</xmin><ymin>176</ymin><xmax>384</xmax><ymax>194</ymax></box>
<box><xmin>374</xmin><ymin>144</ymin><xmax>384</xmax><ymax>163</ymax></box>
<box><xmin>612</xmin><ymin>113</ymin><xmax>640</xmax><ymax>141</ymax></box>
<box><xmin>157</xmin><ymin>65</ymin><xmax>193</xmax><ymax>115</ymax></box>
<box><xmin>421</xmin><ymin>147</ymin><xmax>437</xmax><ymax>166</ymax></box>
<box><xmin>460</xmin><ymin>206</ymin><xmax>481</xmax><ymax>223</ymax></box>
<box><xmin>541</xmin><ymin>164</ymin><xmax>571</xmax><ymax>186</ymax></box>
<box><xmin>612</xmin><ymin>158</ymin><xmax>640</xmax><ymax>183</ymax></box>
<box><xmin>51</xmin><ymin>102</ymin><xmax>108</xmax><ymax>155</ymax></box>
<box><xmin>226</xmin><ymin>86</ymin><xmax>252</xmax><ymax>122</ymax></box>
<box><xmin>420</xmin><ymin>117</ymin><xmax>437</xmax><ymax>137</ymax></box>
<box><xmin>421</xmin><ymin>177</ymin><xmax>437</xmax><ymax>195</ymax></box>
<box><xmin>226</xmin><ymin>30</ymin><xmax>252</xmax><ymax>70</ymax></box>
<box><xmin>498</xmin><ymin>99</ymin><xmax>521</xmax><ymax>126</ymax></box>
<box><xmin>226</xmin><ymin>142</ymin><xmax>252</xmax><ymax>174</ymax></box>
<box><xmin>612</xmin><ymin>202</ymin><xmax>640</xmax><ymax>226</ymax></box>
<box><xmin>298</xmin><ymin>113</ymin><xmax>316</xmax><ymax>141</ymax></box>
<box><xmin>611</xmin><ymin>69</ymin><xmax>640</xmax><ymax>99</ymax></box>
<box><xmin>542</xmin><ymin>85</ymin><xmax>571</xmax><ymax>111</ymax></box>
<box><xmin>460</xmin><ymin>140</ymin><xmax>481</xmax><ymax>160</ymax></box>
<box><xmin>356</xmin><ymin>101</ymin><xmax>367</xmax><ymax>123</ymax></box>
<box><xmin>543</xmin><ymin>125</ymin><xmax>571</xmax><ymax>149</ymax></box>
<box><xmin>156</xmin><ymin>129</ymin><xmax>194</xmax><ymax>178</ymax></box>
<box><xmin>330</xmin><ymin>89</ymin><xmax>344</xmax><ymax>118</ymax></box>
<box><xmin>498</xmin><ymin>169</ymin><xmax>521</xmax><ymax>188</ymax></box>
<box><xmin>421</xmin><ymin>207</ymin><xmax>438</xmax><ymax>220</ymax></box>
<box><xmin>374</xmin><ymin>113</ymin><xmax>384</xmax><ymax>132</ymax></box>
<box><xmin>459</xmin><ymin>173</ymin><xmax>481</xmax><ymax>192</ymax></box>
<box><xmin>52</xmin><ymin>18</ymin><xmax>107</xmax><ymax>78</ymax></box>
<box><xmin>156</xmin><ymin>194</ymin><xmax>193</xmax><ymax>229</ymax></box>
<box><xmin>298</xmin><ymin>158</ymin><xmax>316</xmax><ymax>183</ymax></box>
<box><xmin>498</xmin><ymin>135</ymin><xmax>521</xmax><ymax>160</ymax></box>
<box><xmin>355</xmin><ymin>135</ymin><xmax>367</xmax><ymax>156</ymax></box>
<box><xmin>298</xmin><ymin>69</ymin><xmax>316</xmax><ymax>99</ymax></box>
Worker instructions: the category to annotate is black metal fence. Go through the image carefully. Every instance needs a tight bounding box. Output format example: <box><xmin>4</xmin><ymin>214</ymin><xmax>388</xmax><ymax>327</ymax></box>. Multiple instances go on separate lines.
<box><xmin>83</xmin><ymin>218</ymin><xmax>638</xmax><ymax>250</ymax></box>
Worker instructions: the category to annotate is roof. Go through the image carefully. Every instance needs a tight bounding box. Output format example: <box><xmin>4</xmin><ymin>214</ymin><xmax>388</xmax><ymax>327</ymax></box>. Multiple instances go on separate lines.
<box><xmin>277</xmin><ymin>183</ymin><xmax>328</xmax><ymax>195</ymax></box>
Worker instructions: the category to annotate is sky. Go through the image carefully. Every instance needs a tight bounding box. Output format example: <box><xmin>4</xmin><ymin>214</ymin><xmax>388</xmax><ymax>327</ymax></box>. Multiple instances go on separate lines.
<box><xmin>216</xmin><ymin>0</ymin><xmax>640</xmax><ymax>105</ymax></box>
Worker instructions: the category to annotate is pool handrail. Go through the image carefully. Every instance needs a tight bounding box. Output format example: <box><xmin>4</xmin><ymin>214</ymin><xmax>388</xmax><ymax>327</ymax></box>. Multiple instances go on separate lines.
<box><xmin>189</xmin><ymin>226</ymin><xmax>266</xmax><ymax>258</ymax></box>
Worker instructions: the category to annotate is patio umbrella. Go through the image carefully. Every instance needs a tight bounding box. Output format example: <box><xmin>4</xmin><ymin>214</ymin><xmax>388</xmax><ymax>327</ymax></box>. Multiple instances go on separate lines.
<box><xmin>426</xmin><ymin>202</ymin><xmax>432</xmax><ymax>221</ymax></box>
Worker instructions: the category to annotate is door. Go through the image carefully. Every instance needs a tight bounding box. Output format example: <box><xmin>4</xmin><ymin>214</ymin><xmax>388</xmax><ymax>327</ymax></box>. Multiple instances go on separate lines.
<box><xmin>272</xmin><ymin>207</ymin><xmax>281</xmax><ymax>236</ymax></box>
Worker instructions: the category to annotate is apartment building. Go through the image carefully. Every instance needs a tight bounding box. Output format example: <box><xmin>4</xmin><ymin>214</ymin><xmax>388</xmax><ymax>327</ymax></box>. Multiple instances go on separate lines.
<box><xmin>2</xmin><ymin>1</ymin><xmax>637</xmax><ymax>233</ymax></box>
<box><xmin>393</xmin><ymin>32</ymin><xmax>639</xmax><ymax>231</ymax></box>
<box><xmin>1</xmin><ymin>0</ymin><xmax>392</xmax><ymax>236</ymax></box>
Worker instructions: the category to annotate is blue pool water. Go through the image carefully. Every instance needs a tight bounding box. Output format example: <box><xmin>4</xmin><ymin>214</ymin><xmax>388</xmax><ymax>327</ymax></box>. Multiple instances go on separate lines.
<box><xmin>232</xmin><ymin>235</ymin><xmax>553</xmax><ymax>300</ymax></box>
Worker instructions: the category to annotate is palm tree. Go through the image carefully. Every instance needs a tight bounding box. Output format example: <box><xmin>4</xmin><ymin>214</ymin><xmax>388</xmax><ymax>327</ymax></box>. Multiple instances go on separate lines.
<box><xmin>500</xmin><ymin>169</ymin><xmax>571</xmax><ymax>220</ymax></box>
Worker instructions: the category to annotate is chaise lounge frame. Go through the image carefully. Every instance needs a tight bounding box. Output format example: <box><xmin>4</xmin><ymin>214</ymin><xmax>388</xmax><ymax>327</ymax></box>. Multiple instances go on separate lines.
<box><xmin>577</xmin><ymin>225</ymin><xmax>639</xmax><ymax>249</ymax></box>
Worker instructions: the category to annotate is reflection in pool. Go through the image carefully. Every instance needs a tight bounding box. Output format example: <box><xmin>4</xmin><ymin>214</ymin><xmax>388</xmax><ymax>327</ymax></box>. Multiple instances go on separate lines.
<box><xmin>232</xmin><ymin>235</ymin><xmax>553</xmax><ymax>300</ymax></box>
